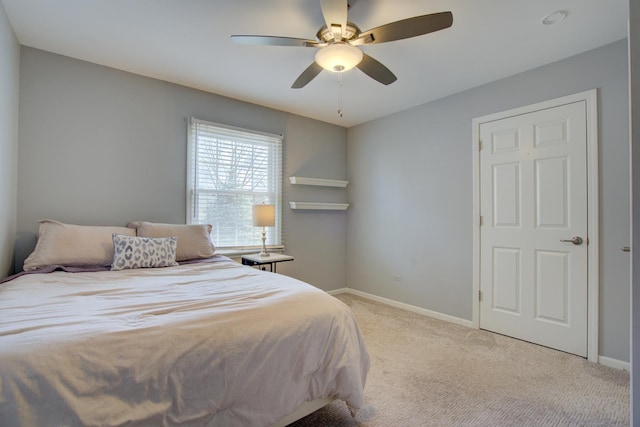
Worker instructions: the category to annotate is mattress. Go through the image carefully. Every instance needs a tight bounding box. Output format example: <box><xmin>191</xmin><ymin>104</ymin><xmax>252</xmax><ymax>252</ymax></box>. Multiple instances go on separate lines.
<box><xmin>0</xmin><ymin>257</ymin><xmax>369</xmax><ymax>426</ymax></box>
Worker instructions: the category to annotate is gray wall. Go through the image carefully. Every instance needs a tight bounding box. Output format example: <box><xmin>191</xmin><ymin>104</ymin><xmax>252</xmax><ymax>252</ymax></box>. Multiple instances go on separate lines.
<box><xmin>347</xmin><ymin>40</ymin><xmax>630</xmax><ymax>362</ymax></box>
<box><xmin>0</xmin><ymin>2</ymin><xmax>19</xmax><ymax>278</ymax></box>
<box><xmin>17</xmin><ymin>47</ymin><xmax>348</xmax><ymax>291</ymax></box>
<box><xmin>281</xmin><ymin>115</ymin><xmax>349</xmax><ymax>288</ymax></box>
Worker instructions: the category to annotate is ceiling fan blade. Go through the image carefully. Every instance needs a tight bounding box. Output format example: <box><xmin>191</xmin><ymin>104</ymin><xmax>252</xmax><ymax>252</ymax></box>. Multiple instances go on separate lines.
<box><xmin>291</xmin><ymin>62</ymin><xmax>324</xmax><ymax>88</ymax></box>
<box><xmin>353</xmin><ymin>11</ymin><xmax>453</xmax><ymax>45</ymax></box>
<box><xmin>356</xmin><ymin>54</ymin><xmax>397</xmax><ymax>85</ymax></box>
<box><xmin>320</xmin><ymin>0</ymin><xmax>348</xmax><ymax>40</ymax></box>
<box><xmin>231</xmin><ymin>35</ymin><xmax>323</xmax><ymax>48</ymax></box>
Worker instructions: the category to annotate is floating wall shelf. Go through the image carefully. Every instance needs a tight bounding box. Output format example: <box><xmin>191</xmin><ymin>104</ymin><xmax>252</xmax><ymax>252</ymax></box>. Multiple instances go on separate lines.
<box><xmin>289</xmin><ymin>202</ymin><xmax>349</xmax><ymax>211</ymax></box>
<box><xmin>289</xmin><ymin>177</ymin><xmax>348</xmax><ymax>188</ymax></box>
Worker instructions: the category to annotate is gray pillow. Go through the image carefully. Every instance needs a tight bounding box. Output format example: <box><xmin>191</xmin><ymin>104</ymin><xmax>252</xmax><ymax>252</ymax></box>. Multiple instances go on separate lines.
<box><xmin>111</xmin><ymin>234</ymin><xmax>179</xmax><ymax>271</ymax></box>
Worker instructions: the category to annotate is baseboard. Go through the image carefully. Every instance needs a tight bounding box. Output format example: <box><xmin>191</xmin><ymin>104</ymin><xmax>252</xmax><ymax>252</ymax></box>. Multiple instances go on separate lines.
<box><xmin>329</xmin><ymin>288</ymin><xmax>629</xmax><ymax>371</ymax></box>
<box><xmin>331</xmin><ymin>287</ymin><xmax>473</xmax><ymax>328</ymax></box>
<box><xmin>598</xmin><ymin>356</ymin><xmax>630</xmax><ymax>372</ymax></box>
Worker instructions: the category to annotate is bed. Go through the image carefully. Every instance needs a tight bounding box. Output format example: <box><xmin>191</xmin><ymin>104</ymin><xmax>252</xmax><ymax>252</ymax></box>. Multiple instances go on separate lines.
<box><xmin>0</xmin><ymin>221</ymin><xmax>369</xmax><ymax>426</ymax></box>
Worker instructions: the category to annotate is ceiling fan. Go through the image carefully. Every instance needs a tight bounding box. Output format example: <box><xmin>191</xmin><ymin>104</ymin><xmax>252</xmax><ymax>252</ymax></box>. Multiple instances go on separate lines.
<box><xmin>231</xmin><ymin>0</ymin><xmax>453</xmax><ymax>89</ymax></box>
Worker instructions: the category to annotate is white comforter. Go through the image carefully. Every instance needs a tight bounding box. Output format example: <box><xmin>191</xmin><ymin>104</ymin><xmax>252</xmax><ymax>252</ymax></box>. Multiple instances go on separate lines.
<box><xmin>0</xmin><ymin>258</ymin><xmax>369</xmax><ymax>426</ymax></box>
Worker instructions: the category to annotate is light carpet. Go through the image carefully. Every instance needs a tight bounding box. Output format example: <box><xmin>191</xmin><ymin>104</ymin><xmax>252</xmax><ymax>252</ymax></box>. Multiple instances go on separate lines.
<box><xmin>290</xmin><ymin>293</ymin><xmax>629</xmax><ymax>426</ymax></box>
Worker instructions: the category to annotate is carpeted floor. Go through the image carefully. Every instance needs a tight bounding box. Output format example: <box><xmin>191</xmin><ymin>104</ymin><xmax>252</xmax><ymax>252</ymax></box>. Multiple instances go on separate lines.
<box><xmin>290</xmin><ymin>293</ymin><xmax>630</xmax><ymax>426</ymax></box>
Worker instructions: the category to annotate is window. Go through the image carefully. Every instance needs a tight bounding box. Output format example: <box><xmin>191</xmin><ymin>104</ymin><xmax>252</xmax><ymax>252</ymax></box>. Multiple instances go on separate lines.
<box><xmin>187</xmin><ymin>118</ymin><xmax>283</xmax><ymax>251</ymax></box>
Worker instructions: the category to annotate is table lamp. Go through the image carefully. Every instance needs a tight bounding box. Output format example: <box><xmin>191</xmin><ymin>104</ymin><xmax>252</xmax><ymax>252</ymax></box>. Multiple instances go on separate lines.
<box><xmin>252</xmin><ymin>204</ymin><xmax>275</xmax><ymax>257</ymax></box>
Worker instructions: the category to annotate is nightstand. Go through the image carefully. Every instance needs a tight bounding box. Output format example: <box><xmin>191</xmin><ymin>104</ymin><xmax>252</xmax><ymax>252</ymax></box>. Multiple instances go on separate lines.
<box><xmin>241</xmin><ymin>253</ymin><xmax>294</xmax><ymax>273</ymax></box>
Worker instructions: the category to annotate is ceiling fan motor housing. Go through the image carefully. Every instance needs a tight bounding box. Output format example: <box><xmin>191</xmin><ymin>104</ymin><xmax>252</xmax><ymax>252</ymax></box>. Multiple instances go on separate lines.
<box><xmin>316</xmin><ymin>22</ymin><xmax>361</xmax><ymax>43</ymax></box>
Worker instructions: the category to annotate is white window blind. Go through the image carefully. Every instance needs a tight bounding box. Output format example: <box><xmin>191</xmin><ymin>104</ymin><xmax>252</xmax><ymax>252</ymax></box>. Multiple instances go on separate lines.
<box><xmin>187</xmin><ymin>118</ymin><xmax>283</xmax><ymax>250</ymax></box>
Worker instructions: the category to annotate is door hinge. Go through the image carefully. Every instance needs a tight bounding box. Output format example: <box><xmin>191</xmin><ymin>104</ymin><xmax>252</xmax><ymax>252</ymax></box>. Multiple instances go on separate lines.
<box><xmin>479</xmin><ymin>215</ymin><xmax>483</xmax><ymax>226</ymax></box>
<box><xmin>478</xmin><ymin>140</ymin><xmax>483</xmax><ymax>151</ymax></box>
<box><xmin>479</xmin><ymin>290</ymin><xmax>483</xmax><ymax>302</ymax></box>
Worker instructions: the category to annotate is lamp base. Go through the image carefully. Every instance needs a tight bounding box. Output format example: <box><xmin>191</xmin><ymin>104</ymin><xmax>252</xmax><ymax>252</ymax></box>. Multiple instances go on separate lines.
<box><xmin>259</xmin><ymin>227</ymin><xmax>269</xmax><ymax>257</ymax></box>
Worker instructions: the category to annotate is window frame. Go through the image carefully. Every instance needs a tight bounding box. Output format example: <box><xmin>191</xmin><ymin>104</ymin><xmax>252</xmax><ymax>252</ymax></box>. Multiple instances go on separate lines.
<box><xmin>186</xmin><ymin>117</ymin><xmax>283</xmax><ymax>253</ymax></box>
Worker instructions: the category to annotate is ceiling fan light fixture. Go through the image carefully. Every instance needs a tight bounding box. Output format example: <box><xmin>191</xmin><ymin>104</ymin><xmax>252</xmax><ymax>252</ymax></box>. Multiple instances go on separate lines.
<box><xmin>315</xmin><ymin>42</ymin><xmax>363</xmax><ymax>72</ymax></box>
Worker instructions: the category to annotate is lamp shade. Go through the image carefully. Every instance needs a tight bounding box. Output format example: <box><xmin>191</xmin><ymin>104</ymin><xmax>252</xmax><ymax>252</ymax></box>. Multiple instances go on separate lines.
<box><xmin>252</xmin><ymin>204</ymin><xmax>275</xmax><ymax>227</ymax></box>
<box><xmin>315</xmin><ymin>42</ymin><xmax>363</xmax><ymax>72</ymax></box>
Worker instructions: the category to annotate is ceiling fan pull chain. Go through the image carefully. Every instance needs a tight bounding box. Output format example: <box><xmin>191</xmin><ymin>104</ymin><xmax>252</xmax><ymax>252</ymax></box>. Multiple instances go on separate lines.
<box><xmin>337</xmin><ymin>72</ymin><xmax>343</xmax><ymax>118</ymax></box>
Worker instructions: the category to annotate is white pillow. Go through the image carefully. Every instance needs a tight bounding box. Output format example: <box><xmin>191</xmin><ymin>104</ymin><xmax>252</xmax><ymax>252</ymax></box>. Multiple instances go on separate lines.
<box><xmin>127</xmin><ymin>221</ymin><xmax>215</xmax><ymax>261</ymax></box>
<box><xmin>23</xmin><ymin>219</ymin><xmax>136</xmax><ymax>271</ymax></box>
<box><xmin>111</xmin><ymin>234</ymin><xmax>178</xmax><ymax>271</ymax></box>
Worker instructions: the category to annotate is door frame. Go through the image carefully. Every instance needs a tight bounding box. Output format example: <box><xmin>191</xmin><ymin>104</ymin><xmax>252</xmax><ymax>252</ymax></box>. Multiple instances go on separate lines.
<box><xmin>471</xmin><ymin>89</ymin><xmax>599</xmax><ymax>362</ymax></box>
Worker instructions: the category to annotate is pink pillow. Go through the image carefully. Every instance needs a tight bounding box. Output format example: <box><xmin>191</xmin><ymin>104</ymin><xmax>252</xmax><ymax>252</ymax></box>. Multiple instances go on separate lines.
<box><xmin>127</xmin><ymin>221</ymin><xmax>215</xmax><ymax>261</ymax></box>
<box><xmin>23</xmin><ymin>219</ymin><xmax>136</xmax><ymax>271</ymax></box>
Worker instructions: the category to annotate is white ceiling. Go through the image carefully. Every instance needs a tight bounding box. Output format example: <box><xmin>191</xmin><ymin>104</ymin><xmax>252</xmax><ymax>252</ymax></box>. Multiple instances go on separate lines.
<box><xmin>1</xmin><ymin>0</ymin><xmax>629</xmax><ymax>127</ymax></box>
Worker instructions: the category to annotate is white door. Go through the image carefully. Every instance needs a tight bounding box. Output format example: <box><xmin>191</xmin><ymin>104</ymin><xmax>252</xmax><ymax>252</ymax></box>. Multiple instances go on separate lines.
<box><xmin>479</xmin><ymin>100</ymin><xmax>588</xmax><ymax>357</ymax></box>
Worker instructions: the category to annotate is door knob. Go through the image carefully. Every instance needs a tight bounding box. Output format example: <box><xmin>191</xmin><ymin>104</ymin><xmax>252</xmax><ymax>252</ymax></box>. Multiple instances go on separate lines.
<box><xmin>622</xmin><ymin>246</ymin><xmax>631</xmax><ymax>252</ymax></box>
<box><xmin>560</xmin><ymin>236</ymin><xmax>583</xmax><ymax>245</ymax></box>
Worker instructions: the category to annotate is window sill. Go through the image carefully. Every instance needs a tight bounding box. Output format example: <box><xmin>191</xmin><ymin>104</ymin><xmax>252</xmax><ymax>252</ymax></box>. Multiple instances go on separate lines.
<box><xmin>216</xmin><ymin>247</ymin><xmax>285</xmax><ymax>258</ymax></box>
